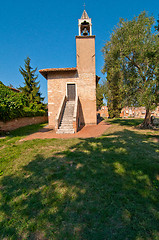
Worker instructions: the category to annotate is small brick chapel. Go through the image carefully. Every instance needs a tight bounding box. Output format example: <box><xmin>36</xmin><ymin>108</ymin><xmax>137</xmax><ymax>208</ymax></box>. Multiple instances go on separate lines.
<box><xmin>39</xmin><ymin>10</ymin><xmax>99</xmax><ymax>134</ymax></box>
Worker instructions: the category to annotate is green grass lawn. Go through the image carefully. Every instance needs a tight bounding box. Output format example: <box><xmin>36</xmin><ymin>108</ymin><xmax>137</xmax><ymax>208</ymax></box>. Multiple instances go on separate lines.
<box><xmin>0</xmin><ymin>120</ymin><xmax>159</xmax><ymax>240</ymax></box>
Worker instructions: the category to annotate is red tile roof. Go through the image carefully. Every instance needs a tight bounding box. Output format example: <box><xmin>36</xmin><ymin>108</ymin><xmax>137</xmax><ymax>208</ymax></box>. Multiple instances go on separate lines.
<box><xmin>39</xmin><ymin>67</ymin><xmax>77</xmax><ymax>79</ymax></box>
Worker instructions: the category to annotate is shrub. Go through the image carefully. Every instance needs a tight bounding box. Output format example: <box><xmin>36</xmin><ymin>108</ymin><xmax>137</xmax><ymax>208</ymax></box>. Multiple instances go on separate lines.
<box><xmin>0</xmin><ymin>81</ymin><xmax>47</xmax><ymax>122</ymax></box>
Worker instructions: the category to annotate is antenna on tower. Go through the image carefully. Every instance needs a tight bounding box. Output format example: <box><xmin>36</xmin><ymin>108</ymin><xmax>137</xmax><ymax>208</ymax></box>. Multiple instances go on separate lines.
<box><xmin>83</xmin><ymin>2</ymin><xmax>86</xmax><ymax>10</ymax></box>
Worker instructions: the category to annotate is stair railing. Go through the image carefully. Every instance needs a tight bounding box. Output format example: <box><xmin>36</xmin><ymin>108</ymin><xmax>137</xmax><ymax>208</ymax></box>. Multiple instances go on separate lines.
<box><xmin>73</xmin><ymin>96</ymin><xmax>79</xmax><ymax>132</ymax></box>
<box><xmin>55</xmin><ymin>96</ymin><xmax>67</xmax><ymax>130</ymax></box>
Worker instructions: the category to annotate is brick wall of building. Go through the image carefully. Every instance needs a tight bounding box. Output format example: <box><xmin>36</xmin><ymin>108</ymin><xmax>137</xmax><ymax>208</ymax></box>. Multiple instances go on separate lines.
<box><xmin>47</xmin><ymin>71</ymin><xmax>78</xmax><ymax>127</ymax></box>
<box><xmin>97</xmin><ymin>106</ymin><xmax>109</xmax><ymax>118</ymax></box>
<box><xmin>47</xmin><ymin>36</ymin><xmax>97</xmax><ymax>129</ymax></box>
<box><xmin>97</xmin><ymin>106</ymin><xmax>159</xmax><ymax>119</ymax></box>
<box><xmin>0</xmin><ymin>116</ymin><xmax>48</xmax><ymax>132</ymax></box>
<box><xmin>120</xmin><ymin>106</ymin><xmax>159</xmax><ymax>118</ymax></box>
<box><xmin>76</xmin><ymin>36</ymin><xmax>97</xmax><ymax>125</ymax></box>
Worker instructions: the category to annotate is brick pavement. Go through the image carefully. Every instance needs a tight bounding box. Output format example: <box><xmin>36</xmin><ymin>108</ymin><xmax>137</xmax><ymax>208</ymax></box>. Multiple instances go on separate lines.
<box><xmin>23</xmin><ymin>121</ymin><xmax>110</xmax><ymax>141</ymax></box>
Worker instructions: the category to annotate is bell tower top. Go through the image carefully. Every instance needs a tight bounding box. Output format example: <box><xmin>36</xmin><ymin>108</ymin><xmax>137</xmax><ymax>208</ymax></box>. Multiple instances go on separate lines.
<box><xmin>78</xmin><ymin>9</ymin><xmax>92</xmax><ymax>36</ymax></box>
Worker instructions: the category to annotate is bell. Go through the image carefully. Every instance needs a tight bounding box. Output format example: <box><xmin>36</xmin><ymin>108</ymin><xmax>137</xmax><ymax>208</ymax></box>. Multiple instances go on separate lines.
<box><xmin>83</xmin><ymin>27</ymin><xmax>88</xmax><ymax>36</ymax></box>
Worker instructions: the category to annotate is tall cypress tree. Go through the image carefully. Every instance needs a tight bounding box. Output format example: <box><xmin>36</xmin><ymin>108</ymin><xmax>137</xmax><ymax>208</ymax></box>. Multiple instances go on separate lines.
<box><xmin>155</xmin><ymin>17</ymin><xmax>159</xmax><ymax>35</ymax></box>
<box><xmin>96</xmin><ymin>83</ymin><xmax>104</xmax><ymax>110</ymax></box>
<box><xmin>19</xmin><ymin>57</ymin><xmax>44</xmax><ymax>108</ymax></box>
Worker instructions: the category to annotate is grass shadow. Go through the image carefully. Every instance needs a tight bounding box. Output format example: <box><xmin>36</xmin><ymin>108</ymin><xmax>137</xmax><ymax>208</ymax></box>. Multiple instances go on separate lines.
<box><xmin>0</xmin><ymin>127</ymin><xmax>159</xmax><ymax>239</ymax></box>
<box><xmin>0</xmin><ymin>122</ymin><xmax>47</xmax><ymax>143</ymax></box>
<box><xmin>108</xmin><ymin>118</ymin><xmax>143</xmax><ymax>127</ymax></box>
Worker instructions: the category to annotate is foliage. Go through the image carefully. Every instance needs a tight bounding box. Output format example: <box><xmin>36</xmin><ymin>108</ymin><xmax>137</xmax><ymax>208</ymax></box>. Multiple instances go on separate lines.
<box><xmin>102</xmin><ymin>12</ymin><xmax>159</xmax><ymax>126</ymax></box>
<box><xmin>96</xmin><ymin>83</ymin><xmax>104</xmax><ymax>110</ymax></box>
<box><xmin>0</xmin><ymin>81</ymin><xmax>27</xmax><ymax>121</ymax></box>
<box><xmin>23</xmin><ymin>106</ymin><xmax>46</xmax><ymax>117</ymax></box>
<box><xmin>0</xmin><ymin>81</ymin><xmax>46</xmax><ymax>122</ymax></box>
<box><xmin>155</xmin><ymin>17</ymin><xmax>159</xmax><ymax>34</ymax></box>
<box><xmin>19</xmin><ymin>57</ymin><xmax>45</xmax><ymax>109</ymax></box>
<box><xmin>104</xmin><ymin>69</ymin><xmax>123</xmax><ymax>118</ymax></box>
<box><xmin>0</xmin><ymin>120</ymin><xmax>159</xmax><ymax>239</ymax></box>
<box><xmin>0</xmin><ymin>57</ymin><xmax>47</xmax><ymax>122</ymax></box>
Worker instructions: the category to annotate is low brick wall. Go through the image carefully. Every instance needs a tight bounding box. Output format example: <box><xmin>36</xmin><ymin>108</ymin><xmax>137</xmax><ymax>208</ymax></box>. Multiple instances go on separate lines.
<box><xmin>97</xmin><ymin>106</ymin><xmax>109</xmax><ymax>118</ymax></box>
<box><xmin>97</xmin><ymin>106</ymin><xmax>159</xmax><ymax>119</ymax></box>
<box><xmin>0</xmin><ymin>116</ymin><xmax>48</xmax><ymax>131</ymax></box>
<box><xmin>120</xmin><ymin>106</ymin><xmax>159</xmax><ymax>118</ymax></box>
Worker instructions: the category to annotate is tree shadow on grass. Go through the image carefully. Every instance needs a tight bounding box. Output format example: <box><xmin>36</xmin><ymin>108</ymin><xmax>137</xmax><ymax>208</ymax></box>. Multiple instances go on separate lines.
<box><xmin>0</xmin><ymin>129</ymin><xmax>159</xmax><ymax>239</ymax></box>
<box><xmin>108</xmin><ymin>118</ymin><xmax>143</xmax><ymax>127</ymax></box>
<box><xmin>2</xmin><ymin>122</ymin><xmax>47</xmax><ymax>139</ymax></box>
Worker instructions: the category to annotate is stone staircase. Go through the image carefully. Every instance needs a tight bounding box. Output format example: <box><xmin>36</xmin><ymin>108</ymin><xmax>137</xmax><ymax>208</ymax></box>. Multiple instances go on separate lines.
<box><xmin>56</xmin><ymin>101</ymin><xmax>75</xmax><ymax>134</ymax></box>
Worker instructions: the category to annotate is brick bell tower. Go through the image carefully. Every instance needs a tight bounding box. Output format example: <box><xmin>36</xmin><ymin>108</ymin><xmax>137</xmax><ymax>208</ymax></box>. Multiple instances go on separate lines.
<box><xmin>76</xmin><ymin>9</ymin><xmax>97</xmax><ymax>125</ymax></box>
<box><xmin>39</xmin><ymin>9</ymin><xmax>97</xmax><ymax>132</ymax></box>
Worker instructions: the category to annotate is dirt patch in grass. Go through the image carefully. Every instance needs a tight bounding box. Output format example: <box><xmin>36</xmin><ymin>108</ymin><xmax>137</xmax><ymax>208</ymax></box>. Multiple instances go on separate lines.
<box><xmin>150</xmin><ymin>137</ymin><xmax>159</xmax><ymax>142</ymax></box>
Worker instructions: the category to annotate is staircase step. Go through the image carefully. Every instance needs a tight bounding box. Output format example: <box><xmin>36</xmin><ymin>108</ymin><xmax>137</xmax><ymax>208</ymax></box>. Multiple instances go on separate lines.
<box><xmin>59</xmin><ymin>122</ymin><xmax>73</xmax><ymax>125</ymax></box>
<box><xmin>64</xmin><ymin>109</ymin><xmax>74</xmax><ymax>111</ymax></box>
<box><xmin>62</xmin><ymin>116</ymin><xmax>74</xmax><ymax>118</ymax></box>
<box><xmin>64</xmin><ymin>112</ymin><xmax>74</xmax><ymax>115</ymax></box>
<box><xmin>62</xmin><ymin>119</ymin><xmax>73</xmax><ymax>121</ymax></box>
<box><xmin>59</xmin><ymin>123</ymin><xmax>73</xmax><ymax>126</ymax></box>
<box><xmin>56</xmin><ymin>100</ymin><xmax>75</xmax><ymax>134</ymax></box>
<box><xmin>59</xmin><ymin>123</ymin><xmax>73</xmax><ymax>127</ymax></box>
<box><xmin>62</xmin><ymin>113</ymin><xmax>74</xmax><ymax>115</ymax></box>
<box><xmin>66</xmin><ymin>101</ymin><xmax>75</xmax><ymax>104</ymax></box>
<box><xmin>61</xmin><ymin>123</ymin><xmax>73</xmax><ymax>126</ymax></box>
<box><xmin>56</xmin><ymin>129</ymin><xmax>75</xmax><ymax>134</ymax></box>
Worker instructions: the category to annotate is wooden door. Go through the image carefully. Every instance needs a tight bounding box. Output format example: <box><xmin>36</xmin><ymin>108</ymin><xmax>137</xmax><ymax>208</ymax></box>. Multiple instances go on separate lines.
<box><xmin>67</xmin><ymin>84</ymin><xmax>76</xmax><ymax>101</ymax></box>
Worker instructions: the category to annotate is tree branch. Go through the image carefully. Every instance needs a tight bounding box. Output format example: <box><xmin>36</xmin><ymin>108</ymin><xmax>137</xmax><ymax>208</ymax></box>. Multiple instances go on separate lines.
<box><xmin>125</xmin><ymin>55</ymin><xmax>146</xmax><ymax>81</ymax></box>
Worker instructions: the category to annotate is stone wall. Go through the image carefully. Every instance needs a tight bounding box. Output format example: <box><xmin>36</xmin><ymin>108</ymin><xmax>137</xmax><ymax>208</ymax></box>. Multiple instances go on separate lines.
<box><xmin>97</xmin><ymin>106</ymin><xmax>159</xmax><ymax>119</ymax></box>
<box><xmin>97</xmin><ymin>106</ymin><xmax>109</xmax><ymax>118</ymax></box>
<box><xmin>47</xmin><ymin>36</ymin><xmax>97</xmax><ymax>129</ymax></box>
<box><xmin>0</xmin><ymin>116</ymin><xmax>48</xmax><ymax>131</ymax></box>
<box><xmin>120</xmin><ymin>106</ymin><xmax>159</xmax><ymax>118</ymax></box>
<box><xmin>76</xmin><ymin>36</ymin><xmax>97</xmax><ymax>125</ymax></box>
<box><xmin>47</xmin><ymin>71</ymin><xmax>78</xmax><ymax>127</ymax></box>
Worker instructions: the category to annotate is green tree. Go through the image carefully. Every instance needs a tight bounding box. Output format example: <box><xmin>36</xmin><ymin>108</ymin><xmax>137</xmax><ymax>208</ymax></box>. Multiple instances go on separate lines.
<box><xmin>0</xmin><ymin>80</ymin><xmax>46</xmax><ymax>122</ymax></box>
<box><xmin>102</xmin><ymin>12</ymin><xmax>159</xmax><ymax>128</ymax></box>
<box><xmin>0</xmin><ymin>81</ymin><xmax>26</xmax><ymax>121</ymax></box>
<box><xmin>96</xmin><ymin>83</ymin><xmax>104</xmax><ymax>110</ymax></box>
<box><xmin>19</xmin><ymin>57</ymin><xmax>45</xmax><ymax>109</ymax></box>
<box><xmin>155</xmin><ymin>17</ymin><xmax>159</xmax><ymax>35</ymax></box>
<box><xmin>102</xmin><ymin>67</ymin><xmax>123</xmax><ymax>118</ymax></box>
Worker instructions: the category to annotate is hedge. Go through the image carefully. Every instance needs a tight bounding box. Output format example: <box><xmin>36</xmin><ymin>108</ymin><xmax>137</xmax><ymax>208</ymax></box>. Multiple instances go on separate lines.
<box><xmin>0</xmin><ymin>81</ymin><xmax>47</xmax><ymax>122</ymax></box>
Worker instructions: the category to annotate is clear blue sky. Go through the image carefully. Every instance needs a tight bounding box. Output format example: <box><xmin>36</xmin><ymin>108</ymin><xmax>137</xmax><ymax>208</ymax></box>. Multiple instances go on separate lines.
<box><xmin>0</xmin><ymin>0</ymin><xmax>158</xmax><ymax>103</ymax></box>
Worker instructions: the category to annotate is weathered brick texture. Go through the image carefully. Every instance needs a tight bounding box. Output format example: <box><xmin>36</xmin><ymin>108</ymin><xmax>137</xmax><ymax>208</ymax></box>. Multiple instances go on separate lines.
<box><xmin>0</xmin><ymin>116</ymin><xmax>48</xmax><ymax>131</ymax></box>
<box><xmin>120</xmin><ymin>106</ymin><xmax>159</xmax><ymax>118</ymax></box>
<box><xmin>45</xmin><ymin>36</ymin><xmax>97</xmax><ymax>130</ymax></box>
<box><xmin>97</xmin><ymin>106</ymin><xmax>159</xmax><ymax>119</ymax></box>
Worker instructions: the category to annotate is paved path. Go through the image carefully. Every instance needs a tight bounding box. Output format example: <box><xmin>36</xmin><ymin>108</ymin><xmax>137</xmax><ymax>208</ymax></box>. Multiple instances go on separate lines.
<box><xmin>23</xmin><ymin>121</ymin><xmax>110</xmax><ymax>140</ymax></box>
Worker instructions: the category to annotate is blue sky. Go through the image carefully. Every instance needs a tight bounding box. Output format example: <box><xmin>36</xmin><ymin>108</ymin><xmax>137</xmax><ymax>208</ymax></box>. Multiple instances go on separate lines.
<box><xmin>0</xmin><ymin>0</ymin><xmax>158</xmax><ymax>103</ymax></box>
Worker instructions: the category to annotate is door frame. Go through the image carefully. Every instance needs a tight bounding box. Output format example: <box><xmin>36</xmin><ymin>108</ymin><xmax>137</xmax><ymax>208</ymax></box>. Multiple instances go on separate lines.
<box><xmin>66</xmin><ymin>82</ymin><xmax>77</xmax><ymax>100</ymax></box>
